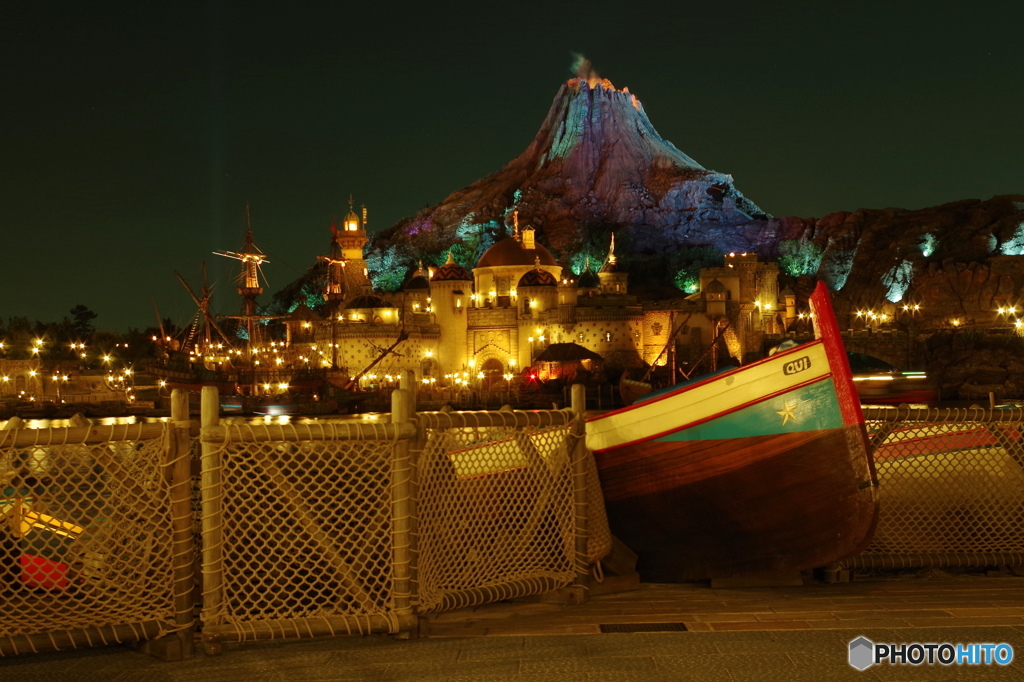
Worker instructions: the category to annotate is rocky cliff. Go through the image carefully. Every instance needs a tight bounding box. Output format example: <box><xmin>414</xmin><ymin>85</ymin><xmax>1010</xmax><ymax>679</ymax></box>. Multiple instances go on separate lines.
<box><xmin>770</xmin><ymin>196</ymin><xmax>1024</xmax><ymax>324</ymax></box>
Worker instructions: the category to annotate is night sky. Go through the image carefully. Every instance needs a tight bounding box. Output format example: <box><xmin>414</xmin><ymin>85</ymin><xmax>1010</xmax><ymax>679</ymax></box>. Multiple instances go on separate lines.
<box><xmin>3</xmin><ymin>1</ymin><xmax>1022</xmax><ymax>332</ymax></box>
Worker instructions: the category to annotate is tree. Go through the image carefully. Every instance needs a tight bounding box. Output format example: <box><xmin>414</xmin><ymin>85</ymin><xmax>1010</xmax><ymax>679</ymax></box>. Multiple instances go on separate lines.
<box><xmin>70</xmin><ymin>304</ymin><xmax>98</xmax><ymax>338</ymax></box>
<box><xmin>669</xmin><ymin>245</ymin><xmax>724</xmax><ymax>294</ymax></box>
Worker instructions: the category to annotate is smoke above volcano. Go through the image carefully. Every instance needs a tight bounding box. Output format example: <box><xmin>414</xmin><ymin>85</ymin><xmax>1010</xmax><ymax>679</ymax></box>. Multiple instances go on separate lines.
<box><xmin>571</xmin><ymin>53</ymin><xmax>600</xmax><ymax>87</ymax></box>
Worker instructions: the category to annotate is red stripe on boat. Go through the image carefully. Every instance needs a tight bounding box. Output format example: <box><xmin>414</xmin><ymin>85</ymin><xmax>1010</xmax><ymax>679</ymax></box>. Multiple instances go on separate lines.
<box><xmin>809</xmin><ymin>281</ymin><xmax>864</xmax><ymax>429</ymax></box>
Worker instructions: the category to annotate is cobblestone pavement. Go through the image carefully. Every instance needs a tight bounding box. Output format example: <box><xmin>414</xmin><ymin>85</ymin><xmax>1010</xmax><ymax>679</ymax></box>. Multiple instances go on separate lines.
<box><xmin>4</xmin><ymin>573</ymin><xmax>1024</xmax><ymax>681</ymax></box>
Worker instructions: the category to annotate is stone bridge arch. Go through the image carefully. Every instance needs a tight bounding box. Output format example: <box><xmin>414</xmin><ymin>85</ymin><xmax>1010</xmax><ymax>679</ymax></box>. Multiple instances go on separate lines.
<box><xmin>840</xmin><ymin>331</ymin><xmax>917</xmax><ymax>370</ymax></box>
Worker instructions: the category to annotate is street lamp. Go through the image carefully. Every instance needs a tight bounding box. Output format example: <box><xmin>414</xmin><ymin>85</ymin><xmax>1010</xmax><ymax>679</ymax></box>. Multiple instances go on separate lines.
<box><xmin>51</xmin><ymin>374</ymin><xmax>68</xmax><ymax>403</ymax></box>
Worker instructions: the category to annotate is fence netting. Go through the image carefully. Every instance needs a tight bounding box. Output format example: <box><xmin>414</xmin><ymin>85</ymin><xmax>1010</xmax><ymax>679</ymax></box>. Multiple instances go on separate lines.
<box><xmin>1</xmin><ymin>425</ymin><xmax>177</xmax><ymax>654</ymax></box>
<box><xmin>415</xmin><ymin>411</ymin><xmax>611</xmax><ymax>612</ymax></box>
<box><xmin>848</xmin><ymin>408</ymin><xmax>1024</xmax><ymax>570</ymax></box>
<box><xmin>2</xmin><ymin>405</ymin><xmax>614</xmax><ymax>655</ymax></box>
<box><xmin>201</xmin><ymin>426</ymin><xmax>399</xmax><ymax>638</ymax></box>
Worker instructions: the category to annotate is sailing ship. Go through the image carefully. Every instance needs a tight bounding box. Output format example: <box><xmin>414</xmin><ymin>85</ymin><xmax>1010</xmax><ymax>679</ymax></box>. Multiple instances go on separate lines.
<box><xmin>587</xmin><ymin>282</ymin><xmax>878</xmax><ymax>580</ymax></box>
<box><xmin>149</xmin><ymin>211</ymin><xmax>402</xmax><ymax>415</ymax></box>
<box><xmin>149</xmin><ymin>224</ymin><xmax>310</xmax><ymax>403</ymax></box>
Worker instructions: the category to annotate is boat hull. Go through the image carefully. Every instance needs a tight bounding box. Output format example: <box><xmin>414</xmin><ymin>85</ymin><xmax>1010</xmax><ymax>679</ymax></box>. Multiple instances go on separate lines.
<box><xmin>597</xmin><ymin>424</ymin><xmax>876</xmax><ymax>580</ymax></box>
<box><xmin>587</xmin><ymin>282</ymin><xmax>878</xmax><ymax>580</ymax></box>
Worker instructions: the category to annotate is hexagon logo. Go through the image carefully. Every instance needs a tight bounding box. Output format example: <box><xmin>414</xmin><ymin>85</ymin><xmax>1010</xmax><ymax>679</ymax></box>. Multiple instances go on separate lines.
<box><xmin>849</xmin><ymin>636</ymin><xmax>874</xmax><ymax>670</ymax></box>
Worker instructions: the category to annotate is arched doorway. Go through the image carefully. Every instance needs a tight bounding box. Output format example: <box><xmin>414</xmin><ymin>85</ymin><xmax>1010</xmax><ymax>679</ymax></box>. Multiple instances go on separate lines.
<box><xmin>480</xmin><ymin>358</ymin><xmax>504</xmax><ymax>389</ymax></box>
<box><xmin>420</xmin><ymin>357</ymin><xmax>440</xmax><ymax>379</ymax></box>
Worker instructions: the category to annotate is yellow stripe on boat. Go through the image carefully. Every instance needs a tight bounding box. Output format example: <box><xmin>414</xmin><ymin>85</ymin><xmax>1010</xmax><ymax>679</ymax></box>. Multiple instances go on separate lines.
<box><xmin>587</xmin><ymin>340</ymin><xmax>831</xmax><ymax>453</ymax></box>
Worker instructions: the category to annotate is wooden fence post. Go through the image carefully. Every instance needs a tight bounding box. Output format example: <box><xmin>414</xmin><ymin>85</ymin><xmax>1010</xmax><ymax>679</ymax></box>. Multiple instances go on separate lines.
<box><xmin>390</xmin><ymin>388</ymin><xmax>417</xmax><ymax>636</ymax></box>
<box><xmin>400</xmin><ymin>369</ymin><xmax>417</xmax><ymax>417</ymax></box>
<box><xmin>141</xmin><ymin>389</ymin><xmax>196</xmax><ymax>660</ymax></box>
<box><xmin>199</xmin><ymin>386</ymin><xmax>224</xmax><ymax>655</ymax></box>
<box><xmin>570</xmin><ymin>383</ymin><xmax>590</xmax><ymax>586</ymax></box>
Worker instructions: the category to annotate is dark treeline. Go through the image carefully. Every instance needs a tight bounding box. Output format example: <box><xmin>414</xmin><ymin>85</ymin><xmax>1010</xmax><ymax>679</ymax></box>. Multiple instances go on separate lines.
<box><xmin>0</xmin><ymin>305</ymin><xmax>177</xmax><ymax>369</ymax></box>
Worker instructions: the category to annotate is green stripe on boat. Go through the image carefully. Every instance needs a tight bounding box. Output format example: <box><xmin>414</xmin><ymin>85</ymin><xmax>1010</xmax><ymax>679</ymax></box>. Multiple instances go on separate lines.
<box><xmin>658</xmin><ymin>379</ymin><xmax>843</xmax><ymax>442</ymax></box>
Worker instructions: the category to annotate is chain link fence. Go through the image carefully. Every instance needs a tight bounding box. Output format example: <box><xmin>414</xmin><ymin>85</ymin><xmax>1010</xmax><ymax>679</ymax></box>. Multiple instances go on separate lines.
<box><xmin>840</xmin><ymin>406</ymin><xmax>1024</xmax><ymax>571</ymax></box>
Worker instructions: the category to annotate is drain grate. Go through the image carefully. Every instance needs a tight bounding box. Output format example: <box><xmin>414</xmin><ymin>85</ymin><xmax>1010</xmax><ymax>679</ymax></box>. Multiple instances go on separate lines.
<box><xmin>599</xmin><ymin>623</ymin><xmax>688</xmax><ymax>633</ymax></box>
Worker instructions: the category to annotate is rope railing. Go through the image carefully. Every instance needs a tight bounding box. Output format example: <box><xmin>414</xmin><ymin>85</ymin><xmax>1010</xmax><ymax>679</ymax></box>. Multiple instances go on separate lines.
<box><xmin>200</xmin><ymin>421</ymin><xmax>415</xmax><ymax>444</ymax></box>
<box><xmin>415</xmin><ymin>407</ymin><xmax>575</xmax><ymax>430</ymax></box>
<box><xmin>2</xmin><ymin>384</ymin><xmax>611</xmax><ymax>658</ymax></box>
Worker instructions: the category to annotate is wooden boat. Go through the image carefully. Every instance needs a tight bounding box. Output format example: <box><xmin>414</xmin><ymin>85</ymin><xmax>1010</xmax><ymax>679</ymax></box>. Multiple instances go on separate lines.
<box><xmin>618</xmin><ymin>375</ymin><xmax>652</xmax><ymax>407</ymax></box>
<box><xmin>586</xmin><ymin>282</ymin><xmax>878</xmax><ymax>580</ymax></box>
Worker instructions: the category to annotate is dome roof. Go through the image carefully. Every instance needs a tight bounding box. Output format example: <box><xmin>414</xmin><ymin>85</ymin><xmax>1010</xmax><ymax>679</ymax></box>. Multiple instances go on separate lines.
<box><xmin>431</xmin><ymin>252</ymin><xmax>473</xmax><ymax>281</ymax></box>
<box><xmin>342</xmin><ymin>208</ymin><xmax>361</xmax><ymax>232</ymax></box>
<box><xmin>346</xmin><ymin>294</ymin><xmax>392</xmax><ymax>309</ymax></box>
<box><xmin>403</xmin><ymin>262</ymin><xmax>430</xmax><ymax>290</ymax></box>
<box><xmin>404</xmin><ymin>275</ymin><xmax>430</xmax><ymax>291</ymax></box>
<box><xmin>578</xmin><ymin>269</ymin><xmax>599</xmax><ymax>288</ymax></box>
<box><xmin>517</xmin><ymin>269</ymin><xmax>557</xmax><ymax>287</ymax></box>
<box><xmin>477</xmin><ymin>236</ymin><xmax>559</xmax><ymax>268</ymax></box>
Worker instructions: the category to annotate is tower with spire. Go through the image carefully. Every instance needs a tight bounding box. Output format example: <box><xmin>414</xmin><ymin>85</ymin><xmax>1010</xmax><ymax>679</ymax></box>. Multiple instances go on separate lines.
<box><xmin>339</xmin><ymin>196</ymin><xmax>368</xmax><ymax>259</ymax></box>
<box><xmin>598</xmin><ymin>232</ymin><xmax>629</xmax><ymax>294</ymax></box>
<box><xmin>329</xmin><ymin>195</ymin><xmax>372</xmax><ymax>300</ymax></box>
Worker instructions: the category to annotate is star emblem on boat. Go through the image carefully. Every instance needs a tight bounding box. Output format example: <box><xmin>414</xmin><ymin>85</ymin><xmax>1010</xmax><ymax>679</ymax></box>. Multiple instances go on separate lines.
<box><xmin>776</xmin><ymin>399</ymin><xmax>799</xmax><ymax>425</ymax></box>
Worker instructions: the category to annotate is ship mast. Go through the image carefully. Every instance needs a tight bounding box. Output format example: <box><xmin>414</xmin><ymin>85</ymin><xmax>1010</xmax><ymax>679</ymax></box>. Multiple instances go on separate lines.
<box><xmin>214</xmin><ymin>205</ymin><xmax>269</xmax><ymax>352</ymax></box>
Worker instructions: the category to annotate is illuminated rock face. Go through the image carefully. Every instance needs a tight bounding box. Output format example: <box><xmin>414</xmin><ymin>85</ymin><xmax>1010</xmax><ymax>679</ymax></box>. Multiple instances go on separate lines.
<box><xmin>770</xmin><ymin>196</ymin><xmax>1024</xmax><ymax>324</ymax></box>
<box><xmin>771</xmin><ymin>195</ymin><xmax>1024</xmax><ymax>398</ymax></box>
<box><xmin>371</xmin><ymin>77</ymin><xmax>768</xmax><ymax>261</ymax></box>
